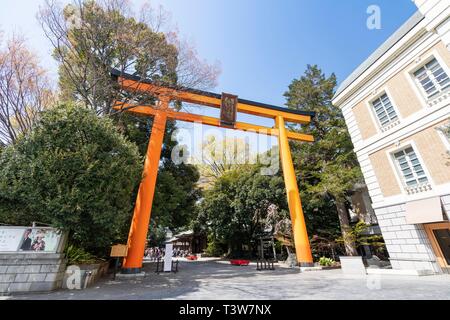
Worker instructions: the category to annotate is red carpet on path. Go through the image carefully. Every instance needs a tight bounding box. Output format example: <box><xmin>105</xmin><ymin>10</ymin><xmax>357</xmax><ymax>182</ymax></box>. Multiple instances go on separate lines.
<box><xmin>230</xmin><ymin>259</ymin><xmax>250</xmax><ymax>266</ymax></box>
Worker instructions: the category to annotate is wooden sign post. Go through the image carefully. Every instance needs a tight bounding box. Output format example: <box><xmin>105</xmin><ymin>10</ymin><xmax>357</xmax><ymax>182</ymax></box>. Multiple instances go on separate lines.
<box><xmin>110</xmin><ymin>244</ymin><xmax>128</xmax><ymax>279</ymax></box>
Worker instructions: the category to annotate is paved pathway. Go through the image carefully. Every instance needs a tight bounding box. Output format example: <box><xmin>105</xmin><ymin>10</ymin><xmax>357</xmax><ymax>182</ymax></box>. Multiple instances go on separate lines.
<box><xmin>7</xmin><ymin>259</ymin><xmax>450</xmax><ymax>300</ymax></box>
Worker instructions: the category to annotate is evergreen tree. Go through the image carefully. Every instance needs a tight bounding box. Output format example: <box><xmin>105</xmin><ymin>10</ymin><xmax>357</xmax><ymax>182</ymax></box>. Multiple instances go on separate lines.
<box><xmin>284</xmin><ymin>65</ymin><xmax>363</xmax><ymax>256</ymax></box>
<box><xmin>39</xmin><ymin>0</ymin><xmax>208</xmax><ymax>234</ymax></box>
<box><xmin>0</xmin><ymin>104</ymin><xmax>141</xmax><ymax>256</ymax></box>
<box><xmin>195</xmin><ymin>166</ymin><xmax>289</xmax><ymax>258</ymax></box>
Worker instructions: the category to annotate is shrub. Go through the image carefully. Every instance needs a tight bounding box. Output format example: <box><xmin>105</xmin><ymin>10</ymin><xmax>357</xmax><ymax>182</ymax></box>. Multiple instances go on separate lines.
<box><xmin>203</xmin><ymin>235</ymin><xmax>225</xmax><ymax>257</ymax></box>
<box><xmin>319</xmin><ymin>256</ymin><xmax>335</xmax><ymax>267</ymax></box>
<box><xmin>0</xmin><ymin>103</ymin><xmax>142</xmax><ymax>256</ymax></box>
<box><xmin>65</xmin><ymin>244</ymin><xmax>99</xmax><ymax>265</ymax></box>
<box><xmin>335</xmin><ymin>221</ymin><xmax>385</xmax><ymax>255</ymax></box>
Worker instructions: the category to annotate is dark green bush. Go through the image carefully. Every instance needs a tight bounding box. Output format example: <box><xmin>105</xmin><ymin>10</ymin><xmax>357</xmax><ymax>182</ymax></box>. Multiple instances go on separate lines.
<box><xmin>65</xmin><ymin>244</ymin><xmax>99</xmax><ymax>265</ymax></box>
<box><xmin>0</xmin><ymin>104</ymin><xmax>142</xmax><ymax>256</ymax></box>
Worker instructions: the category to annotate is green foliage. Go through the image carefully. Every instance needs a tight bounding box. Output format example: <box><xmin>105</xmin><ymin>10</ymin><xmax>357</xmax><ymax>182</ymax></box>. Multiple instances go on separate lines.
<box><xmin>65</xmin><ymin>244</ymin><xmax>99</xmax><ymax>265</ymax></box>
<box><xmin>336</xmin><ymin>221</ymin><xmax>385</xmax><ymax>249</ymax></box>
<box><xmin>50</xmin><ymin>0</ymin><xmax>178</xmax><ymax>114</ymax></box>
<box><xmin>319</xmin><ymin>256</ymin><xmax>335</xmax><ymax>267</ymax></box>
<box><xmin>196</xmin><ymin>135</ymin><xmax>255</xmax><ymax>185</ymax></box>
<box><xmin>146</xmin><ymin>222</ymin><xmax>169</xmax><ymax>248</ymax></box>
<box><xmin>152</xmin><ymin>161</ymin><xmax>200</xmax><ymax>229</ymax></box>
<box><xmin>310</xmin><ymin>233</ymin><xmax>343</xmax><ymax>260</ymax></box>
<box><xmin>203</xmin><ymin>234</ymin><xmax>225</xmax><ymax>257</ymax></box>
<box><xmin>284</xmin><ymin>65</ymin><xmax>363</xmax><ymax>238</ymax></box>
<box><xmin>285</xmin><ymin>65</ymin><xmax>362</xmax><ymax>201</ymax></box>
<box><xmin>40</xmin><ymin>0</ymin><xmax>202</xmax><ymax>237</ymax></box>
<box><xmin>0</xmin><ymin>103</ymin><xmax>142</xmax><ymax>256</ymax></box>
<box><xmin>114</xmin><ymin>113</ymin><xmax>201</xmax><ymax>233</ymax></box>
<box><xmin>195</xmin><ymin>166</ymin><xmax>288</xmax><ymax>257</ymax></box>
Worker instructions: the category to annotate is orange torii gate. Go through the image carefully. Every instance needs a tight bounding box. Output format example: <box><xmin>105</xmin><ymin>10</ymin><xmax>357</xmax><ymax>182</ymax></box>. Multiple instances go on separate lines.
<box><xmin>111</xmin><ymin>70</ymin><xmax>316</xmax><ymax>273</ymax></box>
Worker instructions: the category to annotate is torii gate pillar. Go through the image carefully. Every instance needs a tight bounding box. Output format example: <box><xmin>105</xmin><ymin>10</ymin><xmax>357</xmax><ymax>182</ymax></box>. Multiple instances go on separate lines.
<box><xmin>276</xmin><ymin>116</ymin><xmax>313</xmax><ymax>266</ymax></box>
<box><xmin>113</xmin><ymin>69</ymin><xmax>315</xmax><ymax>273</ymax></box>
<box><xmin>121</xmin><ymin>101</ymin><xmax>168</xmax><ymax>273</ymax></box>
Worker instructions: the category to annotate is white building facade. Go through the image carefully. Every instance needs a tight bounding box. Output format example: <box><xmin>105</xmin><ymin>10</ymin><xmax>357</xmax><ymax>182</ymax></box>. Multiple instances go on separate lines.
<box><xmin>333</xmin><ymin>0</ymin><xmax>450</xmax><ymax>274</ymax></box>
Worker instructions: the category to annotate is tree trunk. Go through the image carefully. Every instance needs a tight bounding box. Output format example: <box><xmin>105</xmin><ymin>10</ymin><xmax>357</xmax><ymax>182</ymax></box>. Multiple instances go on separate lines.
<box><xmin>336</xmin><ymin>201</ymin><xmax>359</xmax><ymax>256</ymax></box>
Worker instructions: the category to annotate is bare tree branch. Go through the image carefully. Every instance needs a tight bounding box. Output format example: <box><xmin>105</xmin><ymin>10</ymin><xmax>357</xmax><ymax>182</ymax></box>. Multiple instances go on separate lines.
<box><xmin>37</xmin><ymin>0</ymin><xmax>220</xmax><ymax>116</ymax></box>
<box><xmin>0</xmin><ymin>34</ymin><xmax>55</xmax><ymax>146</ymax></box>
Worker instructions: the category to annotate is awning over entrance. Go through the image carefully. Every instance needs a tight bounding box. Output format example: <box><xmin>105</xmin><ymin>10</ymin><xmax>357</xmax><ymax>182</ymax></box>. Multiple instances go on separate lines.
<box><xmin>405</xmin><ymin>196</ymin><xmax>446</xmax><ymax>224</ymax></box>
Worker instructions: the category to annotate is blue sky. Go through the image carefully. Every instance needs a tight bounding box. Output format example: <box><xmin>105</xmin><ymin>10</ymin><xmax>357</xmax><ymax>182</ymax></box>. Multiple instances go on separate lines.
<box><xmin>0</xmin><ymin>0</ymin><xmax>418</xmax><ymax>154</ymax></box>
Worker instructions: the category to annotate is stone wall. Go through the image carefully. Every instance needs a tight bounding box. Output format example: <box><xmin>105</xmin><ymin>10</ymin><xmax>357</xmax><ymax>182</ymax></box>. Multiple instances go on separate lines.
<box><xmin>0</xmin><ymin>253</ymin><xmax>66</xmax><ymax>295</ymax></box>
<box><xmin>62</xmin><ymin>262</ymin><xmax>110</xmax><ymax>290</ymax></box>
<box><xmin>374</xmin><ymin>194</ymin><xmax>450</xmax><ymax>273</ymax></box>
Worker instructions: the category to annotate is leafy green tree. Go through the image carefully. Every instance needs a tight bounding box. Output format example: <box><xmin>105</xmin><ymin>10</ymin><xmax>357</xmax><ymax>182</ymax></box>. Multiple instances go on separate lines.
<box><xmin>146</xmin><ymin>221</ymin><xmax>168</xmax><ymax>248</ymax></box>
<box><xmin>40</xmin><ymin>0</ymin><xmax>177</xmax><ymax>113</ymax></box>
<box><xmin>39</xmin><ymin>0</ymin><xmax>218</xmax><ymax>114</ymax></box>
<box><xmin>0</xmin><ymin>104</ymin><xmax>141</xmax><ymax>256</ymax></box>
<box><xmin>39</xmin><ymin>0</ymin><xmax>209</xmax><ymax>235</ymax></box>
<box><xmin>195</xmin><ymin>166</ymin><xmax>289</xmax><ymax>257</ymax></box>
<box><xmin>336</xmin><ymin>221</ymin><xmax>385</xmax><ymax>252</ymax></box>
<box><xmin>284</xmin><ymin>65</ymin><xmax>363</xmax><ymax>256</ymax></box>
<box><xmin>196</xmin><ymin>135</ymin><xmax>254</xmax><ymax>186</ymax></box>
<box><xmin>152</xmin><ymin>162</ymin><xmax>200</xmax><ymax>228</ymax></box>
<box><xmin>116</xmin><ymin>112</ymin><xmax>201</xmax><ymax>232</ymax></box>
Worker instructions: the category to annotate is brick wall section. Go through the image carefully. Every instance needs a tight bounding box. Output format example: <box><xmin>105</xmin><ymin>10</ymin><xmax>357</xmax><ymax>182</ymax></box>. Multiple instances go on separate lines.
<box><xmin>376</xmin><ymin>205</ymin><xmax>440</xmax><ymax>272</ymax></box>
<box><xmin>375</xmin><ymin>195</ymin><xmax>450</xmax><ymax>273</ymax></box>
<box><xmin>368</xmin><ymin>120</ymin><xmax>450</xmax><ymax>198</ymax></box>
<box><xmin>352</xmin><ymin>99</ymin><xmax>378</xmax><ymax>140</ymax></box>
<box><xmin>368</xmin><ymin>150</ymin><xmax>402</xmax><ymax>197</ymax></box>
<box><xmin>410</xmin><ymin>121</ymin><xmax>450</xmax><ymax>185</ymax></box>
<box><xmin>349</xmin><ymin>40</ymin><xmax>450</xmax><ymax>144</ymax></box>
<box><xmin>385</xmin><ymin>72</ymin><xmax>423</xmax><ymax>118</ymax></box>
<box><xmin>0</xmin><ymin>253</ymin><xmax>66</xmax><ymax>295</ymax></box>
<box><xmin>384</xmin><ymin>41</ymin><xmax>450</xmax><ymax>119</ymax></box>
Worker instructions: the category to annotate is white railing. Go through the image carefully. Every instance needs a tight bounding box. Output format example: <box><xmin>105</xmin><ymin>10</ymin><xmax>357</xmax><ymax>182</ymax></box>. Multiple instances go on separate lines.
<box><xmin>405</xmin><ymin>182</ymin><xmax>432</xmax><ymax>195</ymax></box>
<box><xmin>381</xmin><ymin>119</ymin><xmax>401</xmax><ymax>132</ymax></box>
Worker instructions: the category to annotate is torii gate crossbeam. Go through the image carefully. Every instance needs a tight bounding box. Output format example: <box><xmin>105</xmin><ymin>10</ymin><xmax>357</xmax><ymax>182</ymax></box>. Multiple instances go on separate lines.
<box><xmin>111</xmin><ymin>70</ymin><xmax>315</xmax><ymax>273</ymax></box>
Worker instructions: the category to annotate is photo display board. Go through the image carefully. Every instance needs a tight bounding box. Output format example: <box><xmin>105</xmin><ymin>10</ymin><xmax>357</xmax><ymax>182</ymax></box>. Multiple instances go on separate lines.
<box><xmin>0</xmin><ymin>227</ymin><xmax>63</xmax><ymax>253</ymax></box>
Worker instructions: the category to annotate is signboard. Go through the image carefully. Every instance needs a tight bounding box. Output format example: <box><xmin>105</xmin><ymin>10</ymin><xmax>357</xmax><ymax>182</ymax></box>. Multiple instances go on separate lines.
<box><xmin>405</xmin><ymin>196</ymin><xmax>444</xmax><ymax>224</ymax></box>
<box><xmin>163</xmin><ymin>243</ymin><xmax>173</xmax><ymax>272</ymax></box>
<box><xmin>0</xmin><ymin>228</ymin><xmax>25</xmax><ymax>252</ymax></box>
<box><xmin>220</xmin><ymin>93</ymin><xmax>238</xmax><ymax>128</ymax></box>
<box><xmin>110</xmin><ymin>244</ymin><xmax>128</xmax><ymax>257</ymax></box>
<box><xmin>23</xmin><ymin>228</ymin><xmax>62</xmax><ymax>252</ymax></box>
<box><xmin>0</xmin><ymin>227</ymin><xmax>63</xmax><ymax>253</ymax></box>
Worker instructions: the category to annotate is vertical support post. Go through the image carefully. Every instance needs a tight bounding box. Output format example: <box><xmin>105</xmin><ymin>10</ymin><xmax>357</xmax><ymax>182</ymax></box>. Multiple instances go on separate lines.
<box><xmin>260</xmin><ymin>238</ymin><xmax>264</xmax><ymax>259</ymax></box>
<box><xmin>275</xmin><ymin>116</ymin><xmax>313</xmax><ymax>266</ymax></box>
<box><xmin>272</xmin><ymin>238</ymin><xmax>277</xmax><ymax>261</ymax></box>
<box><xmin>122</xmin><ymin>100</ymin><xmax>169</xmax><ymax>273</ymax></box>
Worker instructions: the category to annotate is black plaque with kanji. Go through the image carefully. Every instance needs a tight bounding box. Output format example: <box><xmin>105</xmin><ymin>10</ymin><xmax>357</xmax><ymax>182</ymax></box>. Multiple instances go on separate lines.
<box><xmin>220</xmin><ymin>93</ymin><xmax>238</xmax><ymax>128</ymax></box>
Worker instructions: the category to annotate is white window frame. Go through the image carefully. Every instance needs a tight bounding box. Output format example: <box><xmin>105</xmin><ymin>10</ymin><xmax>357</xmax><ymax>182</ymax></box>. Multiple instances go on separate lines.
<box><xmin>414</xmin><ymin>58</ymin><xmax>449</xmax><ymax>97</ymax></box>
<box><xmin>366</xmin><ymin>88</ymin><xmax>401</xmax><ymax>132</ymax></box>
<box><xmin>386</xmin><ymin>141</ymin><xmax>434</xmax><ymax>195</ymax></box>
<box><xmin>408</xmin><ymin>51</ymin><xmax>450</xmax><ymax>102</ymax></box>
<box><xmin>393</xmin><ymin>147</ymin><xmax>428</xmax><ymax>187</ymax></box>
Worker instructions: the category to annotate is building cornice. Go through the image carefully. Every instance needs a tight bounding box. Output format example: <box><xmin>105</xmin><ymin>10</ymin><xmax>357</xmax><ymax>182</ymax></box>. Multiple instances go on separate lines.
<box><xmin>333</xmin><ymin>12</ymin><xmax>426</xmax><ymax>106</ymax></box>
